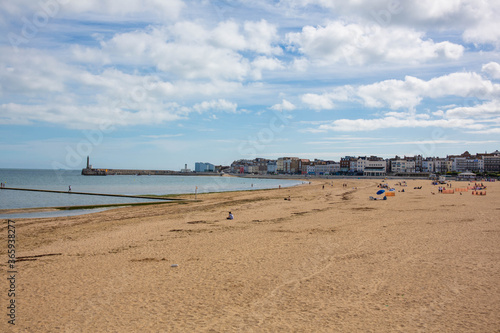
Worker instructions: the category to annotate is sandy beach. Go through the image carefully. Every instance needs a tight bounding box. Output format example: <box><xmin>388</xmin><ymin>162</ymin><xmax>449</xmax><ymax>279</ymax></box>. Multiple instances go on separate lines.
<box><xmin>1</xmin><ymin>178</ymin><xmax>499</xmax><ymax>332</ymax></box>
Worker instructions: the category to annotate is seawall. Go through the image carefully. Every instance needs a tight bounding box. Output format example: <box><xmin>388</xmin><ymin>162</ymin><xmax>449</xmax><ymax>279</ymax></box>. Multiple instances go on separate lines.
<box><xmin>81</xmin><ymin>168</ymin><xmax>223</xmax><ymax>176</ymax></box>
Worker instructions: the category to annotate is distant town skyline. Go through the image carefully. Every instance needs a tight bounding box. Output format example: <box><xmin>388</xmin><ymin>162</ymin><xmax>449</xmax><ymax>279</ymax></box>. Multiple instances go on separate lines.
<box><xmin>81</xmin><ymin>149</ymin><xmax>500</xmax><ymax>176</ymax></box>
<box><xmin>1</xmin><ymin>1</ymin><xmax>499</xmax><ymax>170</ymax></box>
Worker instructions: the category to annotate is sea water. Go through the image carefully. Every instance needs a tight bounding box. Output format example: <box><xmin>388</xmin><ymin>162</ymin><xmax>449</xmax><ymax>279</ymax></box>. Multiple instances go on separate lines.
<box><xmin>0</xmin><ymin>169</ymin><xmax>302</xmax><ymax>210</ymax></box>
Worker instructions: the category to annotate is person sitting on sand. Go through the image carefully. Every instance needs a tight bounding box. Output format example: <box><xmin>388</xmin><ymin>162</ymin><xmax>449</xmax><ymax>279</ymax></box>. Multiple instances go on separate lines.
<box><xmin>227</xmin><ymin>212</ymin><xmax>234</xmax><ymax>220</ymax></box>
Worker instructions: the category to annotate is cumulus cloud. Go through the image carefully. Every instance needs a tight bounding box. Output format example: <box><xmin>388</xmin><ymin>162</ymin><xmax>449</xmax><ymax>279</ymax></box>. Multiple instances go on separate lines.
<box><xmin>270</xmin><ymin>99</ymin><xmax>296</xmax><ymax>111</ymax></box>
<box><xmin>442</xmin><ymin>100</ymin><xmax>500</xmax><ymax>119</ymax></box>
<box><xmin>286</xmin><ymin>21</ymin><xmax>464</xmax><ymax>66</ymax></box>
<box><xmin>301</xmin><ymin>86</ymin><xmax>355</xmax><ymax>110</ymax></box>
<box><xmin>280</xmin><ymin>0</ymin><xmax>500</xmax><ymax>46</ymax></box>
<box><xmin>482</xmin><ymin>62</ymin><xmax>500</xmax><ymax>80</ymax></box>
<box><xmin>301</xmin><ymin>93</ymin><xmax>336</xmax><ymax>110</ymax></box>
<box><xmin>210</xmin><ymin>20</ymin><xmax>247</xmax><ymax>50</ymax></box>
<box><xmin>2</xmin><ymin>0</ymin><xmax>498</xmax><ymax>138</ymax></box>
<box><xmin>301</xmin><ymin>70</ymin><xmax>500</xmax><ymax>111</ymax></box>
<box><xmin>244</xmin><ymin>19</ymin><xmax>283</xmax><ymax>55</ymax></box>
<box><xmin>301</xmin><ymin>67</ymin><xmax>500</xmax><ymax>133</ymax></box>
<box><xmin>251</xmin><ymin>56</ymin><xmax>284</xmax><ymax>80</ymax></box>
<box><xmin>0</xmin><ymin>44</ymin><xmax>248</xmax><ymax>129</ymax></box>
<box><xmin>193</xmin><ymin>99</ymin><xmax>238</xmax><ymax>113</ymax></box>
<box><xmin>71</xmin><ymin>19</ymin><xmax>282</xmax><ymax>81</ymax></box>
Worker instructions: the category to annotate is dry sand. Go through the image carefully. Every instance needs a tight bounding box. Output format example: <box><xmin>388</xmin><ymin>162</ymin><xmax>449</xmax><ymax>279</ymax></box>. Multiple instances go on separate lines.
<box><xmin>1</xmin><ymin>179</ymin><xmax>499</xmax><ymax>332</ymax></box>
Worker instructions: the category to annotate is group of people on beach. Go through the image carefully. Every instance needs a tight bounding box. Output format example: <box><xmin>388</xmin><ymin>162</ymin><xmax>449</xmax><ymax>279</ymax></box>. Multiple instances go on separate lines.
<box><xmin>0</xmin><ymin>182</ymin><xmax>5</xmax><ymax>188</ymax></box>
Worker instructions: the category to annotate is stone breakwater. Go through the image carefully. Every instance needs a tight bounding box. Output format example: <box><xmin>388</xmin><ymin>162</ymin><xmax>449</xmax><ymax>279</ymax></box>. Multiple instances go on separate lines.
<box><xmin>81</xmin><ymin>168</ymin><xmax>222</xmax><ymax>176</ymax></box>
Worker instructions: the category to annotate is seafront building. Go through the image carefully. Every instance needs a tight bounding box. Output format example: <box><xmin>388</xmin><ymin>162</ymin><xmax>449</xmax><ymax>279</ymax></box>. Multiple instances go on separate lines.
<box><xmin>483</xmin><ymin>150</ymin><xmax>500</xmax><ymax>172</ymax></box>
<box><xmin>390</xmin><ymin>158</ymin><xmax>416</xmax><ymax>174</ymax></box>
<box><xmin>224</xmin><ymin>150</ymin><xmax>500</xmax><ymax>176</ymax></box>
<box><xmin>195</xmin><ymin>162</ymin><xmax>215</xmax><ymax>172</ymax></box>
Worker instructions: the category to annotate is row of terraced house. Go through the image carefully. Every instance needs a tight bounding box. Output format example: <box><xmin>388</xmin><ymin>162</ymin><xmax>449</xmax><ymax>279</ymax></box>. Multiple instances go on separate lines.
<box><xmin>226</xmin><ymin>150</ymin><xmax>500</xmax><ymax>176</ymax></box>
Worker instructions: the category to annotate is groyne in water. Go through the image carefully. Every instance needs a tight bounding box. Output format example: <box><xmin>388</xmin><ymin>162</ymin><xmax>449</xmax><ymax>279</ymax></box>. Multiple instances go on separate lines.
<box><xmin>0</xmin><ymin>187</ymin><xmax>186</xmax><ymax>201</ymax></box>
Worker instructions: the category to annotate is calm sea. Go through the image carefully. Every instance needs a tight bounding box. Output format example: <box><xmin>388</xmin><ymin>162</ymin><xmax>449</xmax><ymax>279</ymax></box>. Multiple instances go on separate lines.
<box><xmin>0</xmin><ymin>169</ymin><xmax>302</xmax><ymax>211</ymax></box>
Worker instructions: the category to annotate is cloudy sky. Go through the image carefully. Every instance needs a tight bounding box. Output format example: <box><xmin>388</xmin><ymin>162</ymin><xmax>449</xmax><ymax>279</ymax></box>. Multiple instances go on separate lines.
<box><xmin>1</xmin><ymin>0</ymin><xmax>500</xmax><ymax>170</ymax></box>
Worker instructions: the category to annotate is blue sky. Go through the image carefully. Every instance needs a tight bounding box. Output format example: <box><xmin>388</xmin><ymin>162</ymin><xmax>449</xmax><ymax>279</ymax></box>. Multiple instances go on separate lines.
<box><xmin>1</xmin><ymin>0</ymin><xmax>499</xmax><ymax>170</ymax></box>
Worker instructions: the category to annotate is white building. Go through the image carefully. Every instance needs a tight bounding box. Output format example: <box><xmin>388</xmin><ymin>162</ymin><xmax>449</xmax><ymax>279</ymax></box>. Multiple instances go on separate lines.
<box><xmin>422</xmin><ymin>159</ymin><xmax>435</xmax><ymax>173</ymax></box>
<box><xmin>276</xmin><ymin>158</ymin><xmax>284</xmax><ymax>173</ymax></box>
<box><xmin>451</xmin><ymin>157</ymin><xmax>483</xmax><ymax>172</ymax></box>
<box><xmin>314</xmin><ymin>163</ymin><xmax>340</xmax><ymax>175</ymax></box>
<box><xmin>244</xmin><ymin>165</ymin><xmax>259</xmax><ymax>174</ymax></box>
<box><xmin>267</xmin><ymin>161</ymin><xmax>277</xmax><ymax>174</ymax></box>
<box><xmin>391</xmin><ymin>159</ymin><xmax>416</xmax><ymax>173</ymax></box>
<box><xmin>349</xmin><ymin>160</ymin><xmax>358</xmax><ymax>173</ymax></box>
<box><xmin>357</xmin><ymin>157</ymin><xmax>385</xmax><ymax>174</ymax></box>
<box><xmin>363</xmin><ymin>160</ymin><xmax>386</xmax><ymax>176</ymax></box>
<box><xmin>356</xmin><ymin>158</ymin><xmax>367</xmax><ymax>173</ymax></box>
<box><xmin>435</xmin><ymin>159</ymin><xmax>452</xmax><ymax>173</ymax></box>
<box><xmin>483</xmin><ymin>152</ymin><xmax>500</xmax><ymax>172</ymax></box>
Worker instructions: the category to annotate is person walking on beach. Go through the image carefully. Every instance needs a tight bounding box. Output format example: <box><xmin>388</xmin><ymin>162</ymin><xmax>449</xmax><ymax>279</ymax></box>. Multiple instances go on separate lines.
<box><xmin>68</xmin><ymin>185</ymin><xmax>71</xmax><ymax>192</ymax></box>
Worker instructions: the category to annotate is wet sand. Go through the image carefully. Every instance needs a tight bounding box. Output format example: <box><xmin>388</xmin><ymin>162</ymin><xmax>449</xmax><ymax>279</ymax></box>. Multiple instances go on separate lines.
<box><xmin>1</xmin><ymin>179</ymin><xmax>499</xmax><ymax>332</ymax></box>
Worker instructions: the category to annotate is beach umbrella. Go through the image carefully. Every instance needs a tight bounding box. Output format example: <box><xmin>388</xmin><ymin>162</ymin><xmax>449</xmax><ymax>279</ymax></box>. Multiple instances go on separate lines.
<box><xmin>376</xmin><ymin>189</ymin><xmax>385</xmax><ymax>195</ymax></box>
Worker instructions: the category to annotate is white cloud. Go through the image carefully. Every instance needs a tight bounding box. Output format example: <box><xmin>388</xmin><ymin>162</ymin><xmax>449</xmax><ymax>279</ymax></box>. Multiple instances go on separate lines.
<box><xmin>280</xmin><ymin>0</ymin><xmax>500</xmax><ymax>46</ymax></box>
<box><xmin>303</xmin><ymin>70</ymin><xmax>500</xmax><ymax>111</ymax></box>
<box><xmin>0</xmin><ymin>47</ymin><xmax>74</xmax><ymax>94</ymax></box>
<box><xmin>193</xmin><ymin>99</ymin><xmax>238</xmax><ymax>113</ymax></box>
<box><xmin>270</xmin><ymin>99</ymin><xmax>296</xmax><ymax>111</ymax></box>
<box><xmin>244</xmin><ymin>19</ymin><xmax>283</xmax><ymax>55</ymax></box>
<box><xmin>291</xmin><ymin>57</ymin><xmax>309</xmax><ymax>71</ymax></box>
<box><xmin>0</xmin><ymin>98</ymin><xmax>240</xmax><ymax>129</ymax></box>
<box><xmin>301</xmin><ymin>66</ymin><xmax>500</xmax><ymax>133</ymax></box>
<box><xmin>0</xmin><ymin>102</ymin><xmax>186</xmax><ymax>129</ymax></box>
<box><xmin>90</xmin><ymin>25</ymin><xmax>250</xmax><ymax>81</ymax></box>
<box><xmin>71</xmin><ymin>19</ymin><xmax>282</xmax><ymax>81</ymax></box>
<box><xmin>318</xmin><ymin>116</ymin><xmax>483</xmax><ymax>132</ymax></box>
<box><xmin>251</xmin><ymin>56</ymin><xmax>284</xmax><ymax>80</ymax></box>
<box><xmin>357</xmin><ymin>77</ymin><xmax>424</xmax><ymax>110</ymax></box>
<box><xmin>301</xmin><ymin>93</ymin><xmax>335</xmax><ymax>110</ymax></box>
<box><xmin>210</xmin><ymin>20</ymin><xmax>247</xmax><ymax>50</ymax></box>
<box><xmin>301</xmin><ymin>86</ymin><xmax>354</xmax><ymax>110</ymax></box>
<box><xmin>468</xmin><ymin>128</ymin><xmax>500</xmax><ymax>134</ymax></box>
<box><xmin>482</xmin><ymin>62</ymin><xmax>500</xmax><ymax>80</ymax></box>
<box><xmin>286</xmin><ymin>21</ymin><xmax>464</xmax><ymax>66</ymax></box>
<box><xmin>443</xmin><ymin>100</ymin><xmax>500</xmax><ymax>119</ymax></box>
